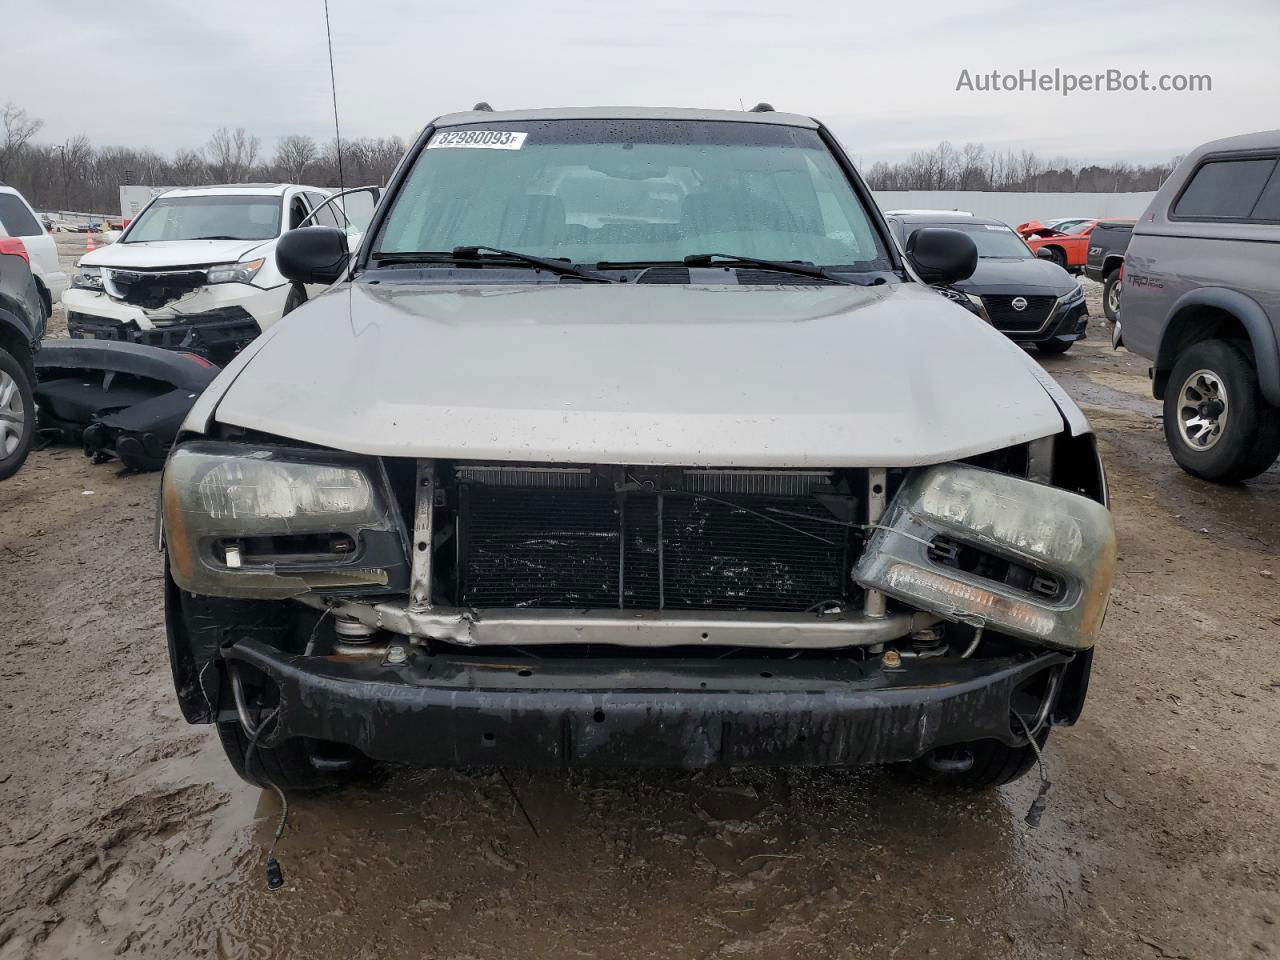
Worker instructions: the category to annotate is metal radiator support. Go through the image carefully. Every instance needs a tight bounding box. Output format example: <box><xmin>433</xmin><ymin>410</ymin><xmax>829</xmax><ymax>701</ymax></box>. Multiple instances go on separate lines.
<box><xmin>408</xmin><ymin>460</ymin><xmax>435</xmax><ymax>613</ymax></box>
<box><xmin>863</xmin><ymin>468</ymin><xmax>888</xmax><ymax>618</ymax></box>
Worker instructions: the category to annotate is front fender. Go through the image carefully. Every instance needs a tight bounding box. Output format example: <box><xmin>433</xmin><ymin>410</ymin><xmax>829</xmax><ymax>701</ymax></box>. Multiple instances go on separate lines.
<box><xmin>1157</xmin><ymin>287</ymin><xmax>1280</xmax><ymax>406</ymax></box>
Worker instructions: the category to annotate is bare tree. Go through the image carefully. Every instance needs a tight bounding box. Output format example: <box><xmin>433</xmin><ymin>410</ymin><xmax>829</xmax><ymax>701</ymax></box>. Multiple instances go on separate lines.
<box><xmin>958</xmin><ymin>143</ymin><xmax>988</xmax><ymax>190</ymax></box>
<box><xmin>1</xmin><ymin>103</ymin><xmax>45</xmax><ymax>181</ymax></box>
<box><xmin>274</xmin><ymin>135</ymin><xmax>317</xmax><ymax>182</ymax></box>
<box><xmin>206</xmin><ymin>126</ymin><xmax>260</xmax><ymax>182</ymax></box>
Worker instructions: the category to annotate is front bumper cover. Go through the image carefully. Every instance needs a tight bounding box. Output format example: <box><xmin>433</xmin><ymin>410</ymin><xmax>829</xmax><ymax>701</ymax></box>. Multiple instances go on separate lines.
<box><xmin>68</xmin><ymin>306</ymin><xmax>261</xmax><ymax>356</ymax></box>
<box><xmin>1011</xmin><ymin>301</ymin><xmax>1089</xmax><ymax>346</ymax></box>
<box><xmin>226</xmin><ymin>637</ymin><xmax>1070</xmax><ymax>768</ymax></box>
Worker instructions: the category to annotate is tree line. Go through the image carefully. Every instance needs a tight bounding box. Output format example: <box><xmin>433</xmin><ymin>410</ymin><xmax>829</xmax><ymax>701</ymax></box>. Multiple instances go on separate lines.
<box><xmin>1</xmin><ymin>103</ymin><xmax>405</xmax><ymax>214</ymax></box>
<box><xmin>3</xmin><ymin>101</ymin><xmax>1179</xmax><ymax>215</ymax></box>
<box><xmin>861</xmin><ymin>140</ymin><xmax>1179</xmax><ymax>193</ymax></box>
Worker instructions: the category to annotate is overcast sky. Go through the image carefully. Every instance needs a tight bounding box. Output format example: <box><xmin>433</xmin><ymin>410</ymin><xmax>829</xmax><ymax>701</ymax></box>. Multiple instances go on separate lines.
<box><xmin>5</xmin><ymin>0</ymin><xmax>1276</xmax><ymax>166</ymax></box>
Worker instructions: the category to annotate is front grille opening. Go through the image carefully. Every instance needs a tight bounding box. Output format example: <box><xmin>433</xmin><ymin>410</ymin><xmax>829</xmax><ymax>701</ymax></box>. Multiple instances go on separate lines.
<box><xmin>449</xmin><ymin>465</ymin><xmax>862</xmax><ymax>613</ymax></box>
<box><xmin>107</xmin><ymin>269</ymin><xmax>206</xmax><ymax>309</ymax></box>
<box><xmin>980</xmin><ymin>294</ymin><xmax>1057</xmax><ymax>331</ymax></box>
<box><xmin>927</xmin><ymin>535</ymin><xmax>1065</xmax><ymax>603</ymax></box>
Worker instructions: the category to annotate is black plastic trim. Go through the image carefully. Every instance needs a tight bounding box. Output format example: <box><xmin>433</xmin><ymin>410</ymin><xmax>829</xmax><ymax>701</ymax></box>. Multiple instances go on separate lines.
<box><xmin>224</xmin><ymin>638</ymin><xmax>1069</xmax><ymax>768</ymax></box>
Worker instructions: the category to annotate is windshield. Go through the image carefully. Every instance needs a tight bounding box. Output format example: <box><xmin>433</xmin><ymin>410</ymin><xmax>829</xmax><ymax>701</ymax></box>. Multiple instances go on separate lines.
<box><xmin>908</xmin><ymin>221</ymin><xmax>1033</xmax><ymax>259</ymax></box>
<box><xmin>1064</xmin><ymin>220</ymin><xmax>1095</xmax><ymax>235</ymax></box>
<box><xmin>124</xmin><ymin>195</ymin><xmax>281</xmax><ymax>243</ymax></box>
<box><xmin>374</xmin><ymin>119</ymin><xmax>891</xmax><ymax>270</ymax></box>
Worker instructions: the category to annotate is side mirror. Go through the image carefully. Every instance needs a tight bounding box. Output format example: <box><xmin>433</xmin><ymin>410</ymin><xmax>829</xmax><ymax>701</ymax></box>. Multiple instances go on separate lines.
<box><xmin>905</xmin><ymin>227</ymin><xmax>978</xmax><ymax>285</ymax></box>
<box><xmin>1035</xmin><ymin>248</ymin><xmax>1056</xmax><ymax>261</ymax></box>
<box><xmin>276</xmin><ymin>226</ymin><xmax>349</xmax><ymax>285</ymax></box>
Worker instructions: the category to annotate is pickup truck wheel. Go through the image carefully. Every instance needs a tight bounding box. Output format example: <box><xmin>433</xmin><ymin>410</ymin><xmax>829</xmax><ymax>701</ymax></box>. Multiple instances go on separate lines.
<box><xmin>1103</xmin><ymin>272</ymin><xmax>1121</xmax><ymax>323</ymax></box>
<box><xmin>1163</xmin><ymin>339</ymin><xmax>1280</xmax><ymax>483</ymax></box>
<box><xmin>0</xmin><ymin>347</ymin><xmax>35</xmax><ymax>481</ymax></box>
<box><xmin>215</xmin><ymin>721</ymin><xmax>366</xmax><ymax>791</ymax></box>
<box><xmin>901</xmin><ymin>731</ymin><xmax>1047</xmax><ymax>789</ymax></box>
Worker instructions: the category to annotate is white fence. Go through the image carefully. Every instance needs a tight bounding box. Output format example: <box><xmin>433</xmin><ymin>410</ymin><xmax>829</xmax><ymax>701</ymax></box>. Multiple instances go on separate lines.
<box><xmin>871</xmin><ymin>190</ymin><xmax>1155</xmax><ymax>225</ymax></box>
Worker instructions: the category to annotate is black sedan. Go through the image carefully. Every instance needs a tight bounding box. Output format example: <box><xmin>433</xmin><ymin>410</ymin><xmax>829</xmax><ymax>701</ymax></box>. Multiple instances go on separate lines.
<box><xmin>885</xmin><ymin>213</ymin><xmax>1088</xmax><ymax>354</ymax></box>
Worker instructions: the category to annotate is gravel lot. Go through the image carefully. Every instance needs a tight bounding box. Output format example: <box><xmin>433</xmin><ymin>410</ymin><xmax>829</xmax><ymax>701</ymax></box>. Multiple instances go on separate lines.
<box><xmin>1</xmin><ymin>280</ymin><xmax>1278</xmax><ymax>960</ymax></box>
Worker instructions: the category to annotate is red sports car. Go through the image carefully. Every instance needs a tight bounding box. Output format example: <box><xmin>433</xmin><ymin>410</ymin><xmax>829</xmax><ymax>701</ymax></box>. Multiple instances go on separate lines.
<box><xmin>1016</xmin><ymin>219</ymin><xmax>1102</xmax><ymax>271</ymax></box>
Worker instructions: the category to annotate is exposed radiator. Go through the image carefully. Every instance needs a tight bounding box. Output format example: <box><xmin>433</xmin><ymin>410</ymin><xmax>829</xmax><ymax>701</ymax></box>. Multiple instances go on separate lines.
<box><xmin>455</xmin><ymin>468</ymin><xmax>852</xmax><ymax>613</ymax></box>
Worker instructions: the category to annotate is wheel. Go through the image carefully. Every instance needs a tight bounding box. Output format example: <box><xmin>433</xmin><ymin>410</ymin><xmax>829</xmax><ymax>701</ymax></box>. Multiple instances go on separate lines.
<box><xmin>1102</xmin><ymin>271</ymin><xmax>1121</xmax><ymax>323</ymax></box>
<box><xmin>216</xmin><ymin>721</ymin><xmax>364</xmax><ymax>791</ymax></box>
<box><xmin>1163</xmin><ymin>339</ymin><xmax>1280</xmax><ymax>483</ymax></box>
<box><xmin>1044</xmin><ymin>247</ymin><xmax>1067</xmax><ymax>268</ymax></box>
<box><xmin>0</xmin><ymin>347</ymin><xmax>35</xmax><ymax>481</ymax></box>
<box><xmin>900</xmin><ymin>731</ymin><xmax>1048</xmax><ymax>789</ymax></box>
<box><xmin>1036</xmin><ymin>339</ymin><xmax>1073</xmax><ymax>355</ymax></box>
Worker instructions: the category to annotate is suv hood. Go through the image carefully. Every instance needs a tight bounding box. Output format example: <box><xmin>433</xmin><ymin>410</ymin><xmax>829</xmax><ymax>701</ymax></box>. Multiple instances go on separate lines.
<box><xmin>81</xmin><ymin>238</ymin><xmax>271</xmax><ymax>270</ymax></box>
<box><xmin>210</xmin><ymin>281</ymin><xmax>1072</xmax><ymax>467</ymax></box>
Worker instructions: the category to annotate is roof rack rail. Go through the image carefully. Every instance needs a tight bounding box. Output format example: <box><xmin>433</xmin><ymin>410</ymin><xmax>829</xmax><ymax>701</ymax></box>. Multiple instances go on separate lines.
<box><xmin>472</xmin><ymin>102</ymin><xmax>494</xmax><ymax>112</ymax></box>
<box><xmin>749</xmin><ymin>102</ymin><xmax>775</xmax><ymax>112</ymax></box>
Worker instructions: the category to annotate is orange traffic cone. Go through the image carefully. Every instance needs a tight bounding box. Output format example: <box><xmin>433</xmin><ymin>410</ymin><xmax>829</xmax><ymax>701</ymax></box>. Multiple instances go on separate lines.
<box><xmin>85</xmin><ymin>233</ymin><xmax>97</xmax><ymax>253</ymax></box>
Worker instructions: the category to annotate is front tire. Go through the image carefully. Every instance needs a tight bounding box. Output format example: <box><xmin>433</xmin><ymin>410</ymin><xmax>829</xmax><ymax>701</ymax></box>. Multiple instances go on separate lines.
<box><xmin>1163</xmin><ymin>339</ymin><xmax>1280</xmax><ymax>483</ymax></box>
<box><xmin>1044</xmin><ymin>246</ymin><xmax>1067</xmax><ymax>268</ymax></box>
<box><xmin>0</xmin><ymin>347</ymin><xmax>35</xmax><ymax>481</ymax></box>
<box><xmin>1102</xmin><ymin>271</ymin><xmax>1121</xmax><ymax>323</ymax></box>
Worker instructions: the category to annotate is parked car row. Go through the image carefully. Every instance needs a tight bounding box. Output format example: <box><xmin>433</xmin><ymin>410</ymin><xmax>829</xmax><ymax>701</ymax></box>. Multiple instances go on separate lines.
<box><xmin>885</xmin><ymin>211</ymin><xmax>1087</xmax><ymax>353</ymax></box>
<box><xmin>5</xmin><ymin>106</ymin><xmax>1272</xmax><ymax>798</ymax></box>
<box><xmin>1016</xmin><ymin>217</ymin><xmax>1138</xmax><ymax>276</ymax></box>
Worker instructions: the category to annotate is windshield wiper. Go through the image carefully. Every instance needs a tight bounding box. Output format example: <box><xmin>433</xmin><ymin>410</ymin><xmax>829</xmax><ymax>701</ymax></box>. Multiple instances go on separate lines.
<box><xmin>188</xmin><ymin>235</ymin><xmax>246</xmax><ymax>241</ymax></box>
<box><xmin>612</xmin><ymin>253</ymin><xmax>879</xmax><ymax>286</ymax></box>
<box><xmin>372</xmin><ymin>246</ymin><xmax>617</xmax><ymax>283</ymax></box>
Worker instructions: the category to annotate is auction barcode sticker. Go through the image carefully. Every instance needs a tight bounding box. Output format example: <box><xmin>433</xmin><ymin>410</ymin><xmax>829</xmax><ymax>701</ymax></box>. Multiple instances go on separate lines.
<box><xmin>427</xmin><ymin>130</ymin><xmax>527</xmax><ymax>150</ymax></box>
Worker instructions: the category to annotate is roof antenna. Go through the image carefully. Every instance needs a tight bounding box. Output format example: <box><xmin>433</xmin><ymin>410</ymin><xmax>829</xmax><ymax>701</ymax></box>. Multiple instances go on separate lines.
<box><xmin>323</xmin><ymin>0</ymin><xmax>346</xmax><ymax>194</ymax></box>
<box><xmin>473</xmin><ymin>102</ymin><xmax>494</xmax><ymax>112</ymax></box>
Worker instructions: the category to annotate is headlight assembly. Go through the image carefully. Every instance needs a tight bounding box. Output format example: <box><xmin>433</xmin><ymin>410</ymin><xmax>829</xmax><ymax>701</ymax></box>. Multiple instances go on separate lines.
<box><xmin>934</xmin><ymin>285</ymin><xmax>990</xmax><ymax>321</ymax></box>
<box><xmin>854</xmin><ymin>463</ymin><xmax>1116</xmax><ymax>651</ymax></box>
<box><xmin>161</xmin><ymin>442</ymin><xmax>408</xmax><ymax>598</ymax></box>
<box><xmin>207</xmin><ymin>258</ymin><xmax>265</xmax><ymax>285</ymax></box>
<box><xmin>1058</xmin><ymin>284</ymin><xmax>1085</xmax><ymax>308</ymax></box>
<box><xmin>73</xmin><ymin>264</ymin><xmax>103</xmax><ymax>290</ymax></box>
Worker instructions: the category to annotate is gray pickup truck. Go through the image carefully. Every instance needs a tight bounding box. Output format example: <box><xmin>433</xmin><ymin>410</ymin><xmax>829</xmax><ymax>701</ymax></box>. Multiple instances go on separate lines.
<box><xmin>1118</xmin><ymin>129</ymin><xmax>1280</xmax><ymax>483</ymax></box>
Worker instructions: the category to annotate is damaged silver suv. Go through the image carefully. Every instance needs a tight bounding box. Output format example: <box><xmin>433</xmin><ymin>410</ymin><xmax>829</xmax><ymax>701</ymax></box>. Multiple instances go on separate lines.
<box><xmin>161</xmin><ymin>107</ymin><xmax>1116</xmax><ymax>792</ymax></box>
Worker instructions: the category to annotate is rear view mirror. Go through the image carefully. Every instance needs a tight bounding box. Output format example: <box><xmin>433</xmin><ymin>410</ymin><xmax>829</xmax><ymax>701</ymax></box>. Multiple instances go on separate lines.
<box><xmin>1035</xmin><ymin>248</ymin><xmax>1056</xmax><ymax>261</ymax></box>
<box><xmin>905</xmin><ymin>227</ymin><xmax>978</xmax><ymax>285</ymax></box>
<box><xmin>276</xmin><ymin>226</ymin><xmax>350</xmax><ymax>285</ymax></box>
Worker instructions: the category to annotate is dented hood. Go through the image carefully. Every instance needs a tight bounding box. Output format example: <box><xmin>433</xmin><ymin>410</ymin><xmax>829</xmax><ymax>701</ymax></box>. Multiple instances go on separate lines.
<box><xmin>81</xmin><ymin>237</ymin><xmax>271</xmax><ymax>270</ymax></box>
<box><xmin>210</xmin><ymin>281</ymin><xmax>1071</xmax><ymax>467</ymax></box>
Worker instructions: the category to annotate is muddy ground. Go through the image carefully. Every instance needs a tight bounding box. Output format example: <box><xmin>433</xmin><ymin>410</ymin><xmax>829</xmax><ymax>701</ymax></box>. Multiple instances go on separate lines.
<box><xmin>1</xmin><ymin>280</ymin><xmax>1278</xmax><ymax>960</ymax></box>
